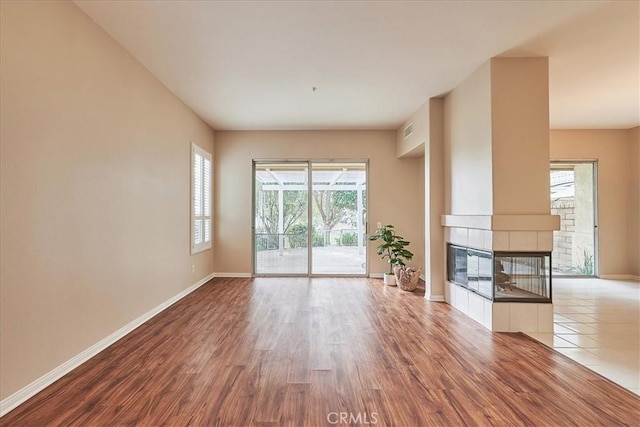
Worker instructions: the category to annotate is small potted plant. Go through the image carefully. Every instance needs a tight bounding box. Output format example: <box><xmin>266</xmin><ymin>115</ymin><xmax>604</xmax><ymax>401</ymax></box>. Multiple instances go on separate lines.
<box><xmin>368</xmin><ymin>224</ymin><xmax>414</xmax><ymax>286</ymax></box>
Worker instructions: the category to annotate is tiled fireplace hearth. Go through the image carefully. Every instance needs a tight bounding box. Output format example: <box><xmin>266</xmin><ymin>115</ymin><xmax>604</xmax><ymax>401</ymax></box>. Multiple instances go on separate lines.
<box><xmin>442</xmin><ymin>215</ymin><xmax>559</xmax><ymax>332</ymax></box>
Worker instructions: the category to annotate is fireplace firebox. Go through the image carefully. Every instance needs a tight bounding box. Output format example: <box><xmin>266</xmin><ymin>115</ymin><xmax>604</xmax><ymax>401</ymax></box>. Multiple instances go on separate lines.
<box><xmin>447</xmin><ymin>244</ymin><xmax>552</xmax><ymax>303</ymax></box>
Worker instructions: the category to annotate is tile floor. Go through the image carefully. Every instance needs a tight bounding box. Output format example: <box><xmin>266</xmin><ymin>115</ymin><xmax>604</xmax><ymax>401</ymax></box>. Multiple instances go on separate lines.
<box><xmin>527</xmin><ymin>277</ymin><xmax>640</xmax><ymax>395</ymax></box>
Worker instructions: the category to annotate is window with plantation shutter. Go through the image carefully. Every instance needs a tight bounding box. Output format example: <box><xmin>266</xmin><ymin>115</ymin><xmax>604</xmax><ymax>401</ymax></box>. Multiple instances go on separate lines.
<box><xmin>191</xmin><ymin>143</ymin><xmax>212</xmax><ymax>254</ymax></box>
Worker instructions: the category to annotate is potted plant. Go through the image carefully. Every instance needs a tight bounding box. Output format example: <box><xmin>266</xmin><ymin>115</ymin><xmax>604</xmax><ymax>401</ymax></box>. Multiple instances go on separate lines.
<box><xmin>368</xmin><ymin>224</ymin><xmax>414</xmax><ymax>286</ymax></box>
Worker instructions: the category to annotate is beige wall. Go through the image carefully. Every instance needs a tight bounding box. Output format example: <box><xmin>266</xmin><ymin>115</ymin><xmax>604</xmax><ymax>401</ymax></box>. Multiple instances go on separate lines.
<box><xmin>445</xmin><ymin>58</ymin><xmax>552</xmax><ymax>219</ymax></box>
<box><xmin>444</xmin><ymin>61</ymin><xmax>493</xmax><ymax>215</ymax></box>
<box><xmin>214</xmin><ymin>131</ymin><xmax>424</xmax><ymax>275</ymax></box>
<box><xmin>628</xmin><ymin>127</ymin><xmax>640</xmax><ymax>276</ymax></box>
<box><xmin>550</xmin><ymin>129</ymin><xmax>635</xmax><ymax>276</ymax></box>
<box><xmin>0</xmin><ymin>1</ymin><xmax>214</xmax><ymax>400</ymax></box>
<box><xmin>397</xmin><ymin>100</ymin><xmax>428</xmax><ymax>158</ymax></box>
<box><xmin>491</xmin><ymin>58</ymin><xmax>550</xmax><ymax>215</ymax></box>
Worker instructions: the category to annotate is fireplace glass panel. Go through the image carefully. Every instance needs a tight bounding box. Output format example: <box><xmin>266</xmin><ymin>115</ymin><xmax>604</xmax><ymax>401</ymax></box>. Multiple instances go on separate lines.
<box><xmin>478</xmin><ymin>253</ymin><xmax>493</xmax><ymax>298</ymax></box>
<box><xmin>466</xmin><ymin>249</ymin><xmax>492</xmax><ymax>299</ymax></box>
<box><xmin>447</xmin><ymin>245</ymin><xmax>468</xmax><ymax>286</ymax></box>
<box><xmin>494</xmin><ymin>253</ymin><xmax>551</xmax><ymax>301</ymax></box>
<box><xmin>447</xmin><ymin>245</ymin><xmax>552</xmax><ymax>302</ymax></box>
<box><xmin>467</xmin><ymin>250</ymin><xmax>479</xmax><ymax>293</ymax></box>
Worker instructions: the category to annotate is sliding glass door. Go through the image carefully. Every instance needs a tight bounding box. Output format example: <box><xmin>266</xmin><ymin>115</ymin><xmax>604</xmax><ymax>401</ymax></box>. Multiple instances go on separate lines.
<box><xmin>550</xmin><ymin>161</ymin><xmax>598</xmax><ymax>276</ymax></box>
<box><xmin>254</xmin><ymin>162</ymin><xmax>309</xmax><ymax>275</ymax></box>
<box><xmin>253</xmin><ymin>161</ymin><xmax>367</xmax><ymax>276</ymax></box>
<box><xmin>311</xmin><ymin>163</ymin><xmax>366</xmax><ymax>275</ymax></box>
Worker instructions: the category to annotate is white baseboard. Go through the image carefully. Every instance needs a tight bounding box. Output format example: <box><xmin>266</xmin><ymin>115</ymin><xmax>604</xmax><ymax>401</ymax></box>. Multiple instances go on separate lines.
<box><xmin>369</xmin><ymin>273</ymin><xmax>384</xmax><ymax>279</ymax></box>
<box><xmin>418</xmin><ymin>275</ymin><xmax>445</xmax><ymax>301</ymax></box>
<box><xmin>214</xmin><ymin>272</ymin><xmax>253</xmax><ymax>278</ymax></box>
<box><xmin>600</xmin><ymin>274</ymin><xmax>640</xmax><ymax>282</ymax></box>
<box><xmin>0</xmin><ymin>272</ymin><xmax>215</xmax><ymax>418</ymax></box>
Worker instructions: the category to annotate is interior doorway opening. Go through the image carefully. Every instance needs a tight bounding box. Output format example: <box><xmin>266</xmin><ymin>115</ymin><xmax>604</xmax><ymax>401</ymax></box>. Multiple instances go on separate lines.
<box><xmin>550</xmin><ymin>161</ymin><xmax>598</xmax><ymax>277</ymax></box>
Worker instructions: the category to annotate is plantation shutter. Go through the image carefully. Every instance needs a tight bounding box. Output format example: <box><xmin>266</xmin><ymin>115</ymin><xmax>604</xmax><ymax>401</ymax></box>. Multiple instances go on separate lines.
<box><xmin>191</xmin><ymin>143</ymin><xmax>212</xmax><ymax>254</ymax></box>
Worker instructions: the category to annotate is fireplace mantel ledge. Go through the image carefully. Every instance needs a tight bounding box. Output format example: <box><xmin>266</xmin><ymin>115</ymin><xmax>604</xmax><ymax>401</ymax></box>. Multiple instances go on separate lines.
<box><xmin>441</xmin><ymin>214</ymin><xmax>560</xmax><ymax>231</ymax></box>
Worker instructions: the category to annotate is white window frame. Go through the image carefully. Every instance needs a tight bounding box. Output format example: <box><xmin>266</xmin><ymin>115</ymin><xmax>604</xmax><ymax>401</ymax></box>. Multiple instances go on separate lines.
<box><xmin>191</xmin><ymin>142</ymin><xmax>212</xmax><ymax>254</ymax></box>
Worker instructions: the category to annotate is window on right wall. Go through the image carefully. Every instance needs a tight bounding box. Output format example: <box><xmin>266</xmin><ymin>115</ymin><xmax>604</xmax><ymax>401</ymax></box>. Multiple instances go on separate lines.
<box><xmin>191</xmin><ymin>142</ymin><xmax>212</xmax><ymax>254</ymax></box>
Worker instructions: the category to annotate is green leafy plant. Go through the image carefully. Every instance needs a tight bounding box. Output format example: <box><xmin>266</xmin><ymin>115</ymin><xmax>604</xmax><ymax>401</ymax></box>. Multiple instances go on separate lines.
<box><xmin>287</xmin><ymin>224</ymin><xmax>308</xmax><ymax>248</ymax></box>
<box><xmin>340</xmin><ymin>232</ymin><xmax>358</xmax><ymax>246</ymax></box>
<box><xmin>312</xmin><ymin>230</ymin><xmax>325</xmax><ymax>247</ymax></box>
<box><xmin>575</xmin><ymin>247</ymin><xmax>594</xmax><ymax>275</ymax></box>
<box><xmin>368</xmin><ymin>224</ymin><xmax>413</xmax><ymax>274</ymax></box>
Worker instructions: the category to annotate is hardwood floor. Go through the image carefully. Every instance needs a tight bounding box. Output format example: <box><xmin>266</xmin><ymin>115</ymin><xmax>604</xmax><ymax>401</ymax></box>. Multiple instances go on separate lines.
<box><xmin>2</xmin><ymin>277</ymin><xmax>638</xmax><ymax>426</ymax></box>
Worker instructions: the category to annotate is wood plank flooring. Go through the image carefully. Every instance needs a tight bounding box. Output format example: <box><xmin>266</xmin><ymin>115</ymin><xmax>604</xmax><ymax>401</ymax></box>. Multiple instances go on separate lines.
<box><xmin>2</xmin><ymin>277</ymin><xmax>638</xmax><ymax>426</ymax></box>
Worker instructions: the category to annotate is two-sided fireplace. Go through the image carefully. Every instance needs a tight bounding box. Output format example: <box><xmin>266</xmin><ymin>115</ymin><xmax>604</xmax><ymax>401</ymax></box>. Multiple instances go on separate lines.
<box><xmin>447</xmin><ymin>244</ymin><xmax>552</xmax><ymax>303</ymax></box>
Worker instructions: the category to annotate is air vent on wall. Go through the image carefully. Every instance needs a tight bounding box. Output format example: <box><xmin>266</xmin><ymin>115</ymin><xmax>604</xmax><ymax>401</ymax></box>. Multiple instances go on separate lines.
<box><xmin>404</xmin><ymin>122</ymin><xmax>413</xmax><ymax>139</ymax></box>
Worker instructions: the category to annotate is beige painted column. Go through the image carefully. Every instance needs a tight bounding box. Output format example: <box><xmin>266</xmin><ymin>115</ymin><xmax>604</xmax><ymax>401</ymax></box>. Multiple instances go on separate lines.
<box><xmin>424</xmin><ymin>98</ymin><xmax>446</xmax><ymax>300</ymax></box>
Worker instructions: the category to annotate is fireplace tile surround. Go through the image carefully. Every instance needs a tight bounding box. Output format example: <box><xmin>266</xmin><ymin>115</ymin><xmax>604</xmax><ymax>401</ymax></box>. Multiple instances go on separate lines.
<box><xmin>445</xmin><ymin>227</ymin><xmax>554</xmax><ymax>252</ymax></box>
<box><xmin>441</xmin><ymin>214</ymin><xmax>560</xmax><ymax>332</ymax></box>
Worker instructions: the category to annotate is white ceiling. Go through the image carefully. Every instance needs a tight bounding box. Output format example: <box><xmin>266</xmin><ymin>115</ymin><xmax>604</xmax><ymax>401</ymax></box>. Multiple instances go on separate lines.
<box><xmin>75</xmin><ymin>0</ymin><xmax>639</xmax><ymax>131</ymax></box>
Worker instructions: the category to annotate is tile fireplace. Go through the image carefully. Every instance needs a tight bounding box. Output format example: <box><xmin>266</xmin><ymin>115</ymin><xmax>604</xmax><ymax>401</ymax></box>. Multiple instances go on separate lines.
<box><xmin>447</xmin><ymin>244</ymin><xmax>552</xmax><ymax>303</ymax></box>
